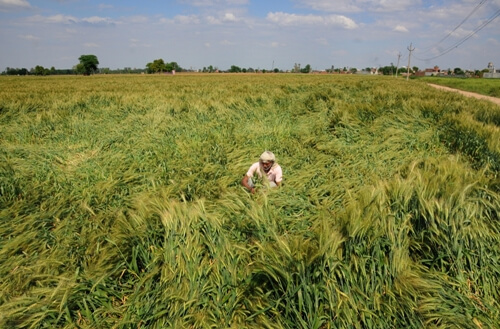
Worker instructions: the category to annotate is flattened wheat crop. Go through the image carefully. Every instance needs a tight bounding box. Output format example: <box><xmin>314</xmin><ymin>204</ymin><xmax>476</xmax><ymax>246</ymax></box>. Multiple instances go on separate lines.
<box><xmin>0</xmin><ymin>74</ymin><xmax>499</xmax><ymax>328</ymax></box>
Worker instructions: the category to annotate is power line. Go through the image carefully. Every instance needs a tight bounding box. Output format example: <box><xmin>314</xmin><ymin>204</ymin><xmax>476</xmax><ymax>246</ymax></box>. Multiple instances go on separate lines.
<box><xmin>420</xmin><ymin>0</ymin><xmax>488</xmax><ymax>52</ymax></box>
<box><xmin>415</xmin><ymin>8</ymin><xmax>500</xmax><ymax>61</ymax></box>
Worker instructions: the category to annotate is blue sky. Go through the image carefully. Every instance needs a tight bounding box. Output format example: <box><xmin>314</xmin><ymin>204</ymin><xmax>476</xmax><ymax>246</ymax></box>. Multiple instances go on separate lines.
<box><xmin>1</xmin><ymin>0</ymin><xmax>499</xmax><ymax>71</ymax></box>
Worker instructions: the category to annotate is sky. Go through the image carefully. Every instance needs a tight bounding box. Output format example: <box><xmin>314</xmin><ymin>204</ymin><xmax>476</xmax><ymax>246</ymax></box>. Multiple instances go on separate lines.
<box><xmin>1</xmin><ymin>0</ymin><xmax>499</xmax><ymax>72</ymax></box>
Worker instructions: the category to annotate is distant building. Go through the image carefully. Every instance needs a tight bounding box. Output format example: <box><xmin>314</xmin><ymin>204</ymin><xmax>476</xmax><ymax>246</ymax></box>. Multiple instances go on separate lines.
<box><xmin>415</xmin><ymin>66</ymin><xmax>447</xmax><ymax>77</ymax></box>
<box><xmin>484</xmin><ymin>62</ymin><xmax>500</xmax><ymax>78</ymax></box>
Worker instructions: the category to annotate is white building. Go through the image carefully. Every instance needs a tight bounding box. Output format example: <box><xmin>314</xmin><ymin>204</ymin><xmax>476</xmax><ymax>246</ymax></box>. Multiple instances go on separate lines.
<box><xmin>484</xmin><ymin>62</ymin><xmax>500</xmax><ymax>78</ymax></box>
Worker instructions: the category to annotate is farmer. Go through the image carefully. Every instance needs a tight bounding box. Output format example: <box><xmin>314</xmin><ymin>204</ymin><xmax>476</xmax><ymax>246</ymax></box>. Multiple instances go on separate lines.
<box><xmin>241</xmin><ymin>151</ymin><xmax>282</xmax><ymax>193</ymax></box>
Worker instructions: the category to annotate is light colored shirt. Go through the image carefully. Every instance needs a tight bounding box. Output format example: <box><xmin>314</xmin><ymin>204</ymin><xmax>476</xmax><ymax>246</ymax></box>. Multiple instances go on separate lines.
<box><xmin>246</xmin><ymin>162</ymin><xmax>282</xmax><ymax>184</ymax></box>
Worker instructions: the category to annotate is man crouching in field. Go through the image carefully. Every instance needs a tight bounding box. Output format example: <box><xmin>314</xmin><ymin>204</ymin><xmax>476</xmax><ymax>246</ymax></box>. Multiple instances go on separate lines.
<box><xmin>241</xmin><ymin>151</ymin><xmax>282</xmax><ymax>193</ymax></box>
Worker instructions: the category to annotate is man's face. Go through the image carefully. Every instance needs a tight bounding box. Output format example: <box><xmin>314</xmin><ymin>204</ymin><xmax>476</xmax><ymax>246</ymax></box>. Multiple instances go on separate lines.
<box><xmin>261</xmin><ymin>160</ymin><xmax>273</xmax><ymax>172</ymax></box>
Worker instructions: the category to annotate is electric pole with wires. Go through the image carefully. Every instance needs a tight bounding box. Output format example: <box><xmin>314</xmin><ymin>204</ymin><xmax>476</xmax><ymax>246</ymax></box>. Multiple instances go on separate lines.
<box><xmin>407</xmin><ymin>43</ymin><xmax>415</xmax><ymax>81</ymax></box>
<box><xmin>395</xmin><ymin>52</ymin><xmax>402</xmax><ymax>78</ymax></box>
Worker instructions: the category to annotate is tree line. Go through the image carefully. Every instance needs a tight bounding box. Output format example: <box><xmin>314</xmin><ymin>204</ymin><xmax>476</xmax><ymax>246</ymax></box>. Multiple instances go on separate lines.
<box><xmin>1</xmin><ymin>54</ymin><xmax>489</xmax><ymax>76</ymax></box>
<box><xmin>2</xmin><ymin>67</ymin><xmax>75</xmax><ymax>76</ymax></box>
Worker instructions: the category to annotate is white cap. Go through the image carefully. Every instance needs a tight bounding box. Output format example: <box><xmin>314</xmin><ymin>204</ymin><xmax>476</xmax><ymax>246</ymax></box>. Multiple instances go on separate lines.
<box><xmin>260</xmin><ymin>151</ymin><xmax>275</xmax><ymax>163</ymax></box>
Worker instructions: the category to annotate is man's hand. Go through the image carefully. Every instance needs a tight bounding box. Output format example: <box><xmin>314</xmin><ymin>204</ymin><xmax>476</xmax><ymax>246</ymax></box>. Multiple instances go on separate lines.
<box><xmin>241</xmin><ymin>175</ymin><xmax>255</xmax><ymax>193</ymax></box>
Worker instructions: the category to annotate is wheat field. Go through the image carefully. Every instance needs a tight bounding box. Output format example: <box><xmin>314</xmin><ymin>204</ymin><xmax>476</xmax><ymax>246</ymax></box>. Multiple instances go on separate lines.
<box><xmin>0</xmin><ymin>74</ymin><xmax>499</xmax><ymax>328</ymax></box>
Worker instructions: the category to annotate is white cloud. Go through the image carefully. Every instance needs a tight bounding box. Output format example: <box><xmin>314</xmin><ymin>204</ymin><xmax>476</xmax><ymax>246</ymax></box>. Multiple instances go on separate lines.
<box><xmin>173</xmin><ymin>15</ymin><xmax>200</xmax><ymax>24</ymax></box>
<box><xmin>25</xmin><ymin>14</ymin><xmax>117</xmax><ymax>26</ymax></box>
<box><xmin>486</xmin><ymin>38</ymin><xmax>499</xmax><ymax>45</ymax></box>
<box><xmin>447</xmin><ymin>27</ymin><xmax>474</xmax><ymax>39</ymax></box>
<box><xmin>81</xmin><ymin>16</ymin><xmax>114</xmax><ymax>25</ymax></box>
<box><xmin>19</xmin><ymin>34</ymin><xmax>39</xmax><ymax>40</ymax></box>
<box><xmin>0</xmin><ymin>0</ymin><xmax>31</xmax><ymax>11</ymax></box>
<box><xmin>206</xmin><ymin>15</ymin><xmax>221</xmax><ymax>24</ymax></box>
<box><xmin>294</xmin><ymin>0</ymin><xmax>419</xmax><ymax>13</ymax></box>
<box><xmin>266</xmin><ymin>12</ymin><xmax>358</xmax><ymax>29</ymax></box>
<box><xmin>295</xmin><ymin>0</ymin><xmax>360</xmax><ymax>13</ymax></box>
<box><xmin>84</xmin><ymin>42</ymin><xmax>99</xmax><ymax>48</ymax></box>
<box><xmin>367</xmin><ymin>0</ymin><xmax>419</xmax><ymax>12</ymax></box>
<box><xmin>178</xmin><ymin>0</ymin><xmax>248</xmax><ymax>7</ymax></box>
<box><xmin>223</xmin><ymin>13</ymin><xmax>237</xmax><ymax>22</ymax></box>
<box><xmin>393</xmin><ymin>25</ymin><xmax>408</xmax><ymax>33</ymax></box>
<box><xmin>425</xmin><ymin>5</ymin><xmax>473</xmax><ymax>21</ymax></box>
<box><xmin>27</xmin><ymin>14</ymin><xmax>78</xmax><ymax>24</ymax></box>
<box><xmin>200</xmin><ymin>12</ymin><xmax>242</xmax><ymax>25</ymax></box>
<box><xmin>159</xmin><ymin>15</ymin><xmax>200</xmax><ymax>25</ymax></box>
<box><xmin>324</xmin><ymin>15</ymin><xmax>358</xmax><ymax>28</ymax></box>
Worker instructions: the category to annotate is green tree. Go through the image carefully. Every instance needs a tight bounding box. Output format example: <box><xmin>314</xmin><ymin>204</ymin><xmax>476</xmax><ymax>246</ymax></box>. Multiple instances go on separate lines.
<box><xmin>169</xmin><ymin>62</ymin><xmax>181</xmax><ymax>72</ymax></box>
<box><xmin>229</xmin><ymin>65</ymin><xmax>241</xmax><ymax>73</ymax></box>
<box><xmin>453</xmin><ymin>67</ymin><xmax>464</xmax><ymax>75</ymax></box>
<box><xmin>74</xmin><ymin>63</ymin><xmax>85</xmax><ymax>75</ymax></box>
<box><xmin>301</xmin><ymin>64</ymin><xmax>311</xmax><ymax>73</ymax></box>
<box><xmin>5</xmin><ymin>67</ymin><xmax>28</xmax><ymax>75</ymax></box>
<box><xmin>479</xmin><ymin>68</ymin><xmax>489</xmax><ymax>78</ymax></box>
<box><xmin>146</xmin><ymin>59</ymin><xmax>167</xmax><ymax>73</ymax></box>
<box><xmin>78</xmin><ymin>55</ymin><xmax>99</xmax><ymax>75</ymax></box>
<box><xmin>164</xmin><ymin>62</ymin><xmax>178</xmax><ymax>72</ymax></box>
<box><xmin>34</xmin><ymin>65</ymin><xmax>46</xmax><ymax>76</ymax></box>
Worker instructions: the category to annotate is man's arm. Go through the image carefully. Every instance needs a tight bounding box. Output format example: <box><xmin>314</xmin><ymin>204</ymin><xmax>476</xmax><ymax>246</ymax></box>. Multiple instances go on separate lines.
<box><xmin>274</xmin><ymin>165</ymin><xmax>283</xmax><ymax>187</ymax></box>
<box><xmin>241</xmin><ymin>175</ymin><xmax>255</xmax><ymax>193</ymax></box>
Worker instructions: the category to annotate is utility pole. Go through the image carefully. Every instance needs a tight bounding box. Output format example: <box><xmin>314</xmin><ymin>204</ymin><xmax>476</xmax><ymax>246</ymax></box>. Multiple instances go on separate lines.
<box><xmin>407</xmin><ymin>43</ymin><xmax>415</xmax><ymax>81</ymax></box>
<box><xmin>395</xmin><ymin>52</ymin><xmax>402</xmax><ymax>78</ymax></box>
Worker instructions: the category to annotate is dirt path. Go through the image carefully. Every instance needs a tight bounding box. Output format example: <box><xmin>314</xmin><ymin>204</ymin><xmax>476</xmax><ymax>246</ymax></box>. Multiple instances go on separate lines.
<box><xmin>427</xmin><ymin>83</ymin><xmax>500</xmax><ymax>106</ymax></box>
